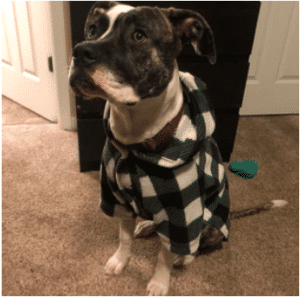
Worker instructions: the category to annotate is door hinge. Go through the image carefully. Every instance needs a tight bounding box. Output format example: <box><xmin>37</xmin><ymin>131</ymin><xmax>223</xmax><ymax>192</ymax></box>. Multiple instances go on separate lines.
<box><xmin>48</xmin><ymin>56</ymin><xmax>54</xmax><ymax>72</ymax></box>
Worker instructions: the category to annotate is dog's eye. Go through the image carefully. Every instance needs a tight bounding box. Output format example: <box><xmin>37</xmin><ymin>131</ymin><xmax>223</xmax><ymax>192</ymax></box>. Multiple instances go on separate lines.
<box><xmin>88</xmin><ymin>25</ymin><xmax>97</xmax><ymax>39</ymax></box>
<box><xmin>133</xmin><ymin>30</ymin><xmax>147</xmax><ymax>43</ymax></box>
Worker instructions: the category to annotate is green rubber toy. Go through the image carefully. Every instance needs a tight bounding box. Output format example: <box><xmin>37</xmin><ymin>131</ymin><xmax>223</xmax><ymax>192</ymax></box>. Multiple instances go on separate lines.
<box><xmin>229</xmin><ymin>160</ymin><xmax>258</xmax><ymax>179</ymax></box>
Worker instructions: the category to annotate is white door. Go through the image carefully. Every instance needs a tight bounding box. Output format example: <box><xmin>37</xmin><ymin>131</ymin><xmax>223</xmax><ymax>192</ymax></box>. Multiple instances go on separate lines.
<box><xmin>2</xmin><ymin>1</ymin><xmax>58</xmax><ymax>122</ymax></box>
<box><xmin>240</xmin><ymin>1</ymin><xmax>299</xmax><ymax>116</ymax></box>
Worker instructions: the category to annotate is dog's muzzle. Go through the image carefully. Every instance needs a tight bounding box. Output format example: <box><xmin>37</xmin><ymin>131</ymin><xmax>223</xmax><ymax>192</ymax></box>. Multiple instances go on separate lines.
<box><xmin>69</xmin><ymin>42</ymin><xmax>108</xmax><ymax>99</ymax></box>
<box><xmin>69</xmin><ymin>41</ymin><xmax>141</xmax><ymax>104</ymax></box>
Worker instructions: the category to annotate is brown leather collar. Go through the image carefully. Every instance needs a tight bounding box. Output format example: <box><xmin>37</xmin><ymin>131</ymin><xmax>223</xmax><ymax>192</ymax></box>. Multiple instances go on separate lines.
<box><xmin>109</xmin><ymin>104</ymin><xmax>184</xmax><ymax>153</ymax></box>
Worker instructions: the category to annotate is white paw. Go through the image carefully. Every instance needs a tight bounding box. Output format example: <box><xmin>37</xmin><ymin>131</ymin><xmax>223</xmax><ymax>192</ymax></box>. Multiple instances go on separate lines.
<box><xmin>104</xmin><ymin>250</ymin><xmax>130</xmax><ymax>275</ymax></box>
<box><xmin>147</xmin><ymin>278</ymin><xmax>169</xmax><ymax>296</ymax></box>
<box><xmin>134</xmin><ymin>220</ymin><xmax>156</xmax><ymax>238</ymax></box>
<box><xmin>173</xmin><ymin>254</ymin><xmax>195</xmax><ymax>267</ymax></box>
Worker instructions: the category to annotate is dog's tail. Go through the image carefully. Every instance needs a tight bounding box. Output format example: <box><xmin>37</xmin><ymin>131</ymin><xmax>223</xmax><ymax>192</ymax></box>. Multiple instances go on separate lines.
<box><xmin>230</xmin><ymin>200</ymin><xmax>288</xmax><ymax>220</ymax></box>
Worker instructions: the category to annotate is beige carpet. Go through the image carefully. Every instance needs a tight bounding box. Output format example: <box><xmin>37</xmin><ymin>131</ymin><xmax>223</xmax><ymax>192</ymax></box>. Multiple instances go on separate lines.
<box><xmin>2</xmin><ymin>97</ymin><xmax>299</xmax><ymax>295</ymax></box>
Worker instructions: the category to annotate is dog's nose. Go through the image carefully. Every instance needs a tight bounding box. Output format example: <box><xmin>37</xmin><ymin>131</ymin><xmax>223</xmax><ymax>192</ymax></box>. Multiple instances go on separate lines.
<box><xmin>73</xmin><ymin>43</ymin><xmax>97</xmax><ymax>66</ymax></box>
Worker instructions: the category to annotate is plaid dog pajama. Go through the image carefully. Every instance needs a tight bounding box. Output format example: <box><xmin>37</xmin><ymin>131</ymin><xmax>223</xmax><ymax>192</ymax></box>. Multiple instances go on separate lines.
<box><xmin>100</xmin><ymin>71</ymin><xmax>230</xmax><ymax>255</ymax></box>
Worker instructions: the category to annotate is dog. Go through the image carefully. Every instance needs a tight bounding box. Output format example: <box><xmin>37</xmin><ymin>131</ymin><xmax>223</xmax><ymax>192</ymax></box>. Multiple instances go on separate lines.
<box><xmin>69</xmin><ymin>2</ymin><xmax>287</xmax><ymax>295</ymax></box>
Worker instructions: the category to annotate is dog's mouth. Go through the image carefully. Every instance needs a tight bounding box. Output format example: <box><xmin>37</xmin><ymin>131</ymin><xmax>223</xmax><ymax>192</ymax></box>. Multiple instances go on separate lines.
<box><xmin>70</xmin><ymin>68</ymin><xmax>156</xmax><ymax>106</ymax></box>
<box><xmin>70</xmin><ymin>74</ymin><xmax>108</xmax><ymax>100</ymax></box>
<box><xmin>70</xmin><ymin>73</ymin><xmax>141</xmax><ymax>106</ymax></box>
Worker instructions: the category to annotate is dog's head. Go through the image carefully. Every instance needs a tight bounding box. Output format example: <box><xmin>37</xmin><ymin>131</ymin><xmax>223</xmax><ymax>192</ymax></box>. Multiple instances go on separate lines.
<box><xmin>69</xmin><ymin>1</ymin><xmax>216</xmax><ymax>106</ymax></box>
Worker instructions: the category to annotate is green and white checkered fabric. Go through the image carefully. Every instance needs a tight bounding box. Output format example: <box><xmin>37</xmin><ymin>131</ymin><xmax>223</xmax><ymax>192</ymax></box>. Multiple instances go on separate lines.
<box><xmin>100</xmin><ymin>71</ymin><xmax>230</xmax><ymax>255</ymax></box>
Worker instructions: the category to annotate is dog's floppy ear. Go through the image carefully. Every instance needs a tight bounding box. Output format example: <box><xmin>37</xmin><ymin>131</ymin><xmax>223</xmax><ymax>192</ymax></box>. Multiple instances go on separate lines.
<box><xmin>161</xmin><ymin>7</ymin><xmax>216</xmax><ymax>64</ymax></box>
<box><xmin>84</xmin><ymin>1</ymin><xmax>120</xmax><ymax>39</ymax></box>
<box><xmin>88</xmin><ymin>1</ymin><xmax>120</xmax><ymax>15</ymax></box>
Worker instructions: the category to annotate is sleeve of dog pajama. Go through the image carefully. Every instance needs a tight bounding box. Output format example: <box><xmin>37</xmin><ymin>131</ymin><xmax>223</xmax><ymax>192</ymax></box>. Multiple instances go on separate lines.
<box><xmin>202</xmin><ymin>137</ymin><xmax>230</xmax><ymax>240</ymax></box>
<box><xmin>99</xmin><ymin>161</ymin><xmax>119</xmax><ymax>217</ymax></box>
<box><xmin>100</xmin><ymin>159</ymin><xmax>136</xmax><ymax>219</ymax></box>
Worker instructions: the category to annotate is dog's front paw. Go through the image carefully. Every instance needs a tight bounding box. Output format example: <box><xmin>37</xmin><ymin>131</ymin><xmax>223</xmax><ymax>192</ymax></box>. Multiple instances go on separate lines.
<box><xmin>147</xmin><ymin>277</ymin><xmax>169</xmax><ymax>296</ymax></box>
<box><xmin>104</xmin><ymin>249</ymin><xmax>131</xmax><ymax>275</ymax></box>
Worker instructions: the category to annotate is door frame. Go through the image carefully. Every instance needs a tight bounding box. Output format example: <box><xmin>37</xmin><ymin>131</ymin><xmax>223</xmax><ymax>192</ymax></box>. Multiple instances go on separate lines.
<box><xmin>49</xmin><ymin>1</ymin><xmax>76</xmax><ymax>131</ymax></box>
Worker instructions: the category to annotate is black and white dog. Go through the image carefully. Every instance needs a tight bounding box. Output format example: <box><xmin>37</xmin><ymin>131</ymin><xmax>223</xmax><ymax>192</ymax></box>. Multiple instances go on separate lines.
<box><xmin>69</xmin><ymin>2</ymin><xmax>287</xmax><ymax>295</ymax></box>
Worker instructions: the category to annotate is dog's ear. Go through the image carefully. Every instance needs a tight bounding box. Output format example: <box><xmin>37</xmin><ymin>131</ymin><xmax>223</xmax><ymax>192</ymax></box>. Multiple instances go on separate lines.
<box><xmin>161</xmin><ymin>7</ymin><xmax>216</xmax><ymax>64</ymax></box>
<box><xmin>88</xmin><ymin>1</ymin><xmax>120</xmax><ymax>16</ymax></box>
<box><xmin>84</xmin><ymin>1</ymin><xmax>120</xmax><ymax>40</ymax></box>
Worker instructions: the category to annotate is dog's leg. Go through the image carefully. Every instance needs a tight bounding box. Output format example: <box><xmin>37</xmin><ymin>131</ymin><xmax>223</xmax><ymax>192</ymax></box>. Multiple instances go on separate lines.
<box><xmin>173</xmin><ymin>254</ymin><xmax>195</xmax><ymax>266</ymax></box>
<box><xmin>104</xmin><ymin>218</ymin><xmax>135</xmax><ymax>275</ymax></box>
<box><xmin>147</xmin><ymin>244</ymin><xmax>175</xmax><ymax>296</ymax></box>
<box><xmin>134</xmin><ymin>220</ymin><xmax>156</xmax><ymax>238</ymax></box>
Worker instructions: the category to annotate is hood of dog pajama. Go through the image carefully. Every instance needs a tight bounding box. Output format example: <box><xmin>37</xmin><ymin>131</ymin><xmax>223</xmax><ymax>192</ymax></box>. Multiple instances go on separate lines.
<box><xmin>100</xmin><ymin>72</ymin><xmax>230</xmax><ymax>255</ymax></box>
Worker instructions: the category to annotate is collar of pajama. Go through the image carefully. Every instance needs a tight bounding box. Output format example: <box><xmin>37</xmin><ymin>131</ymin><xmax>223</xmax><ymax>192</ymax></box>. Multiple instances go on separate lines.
<box><xmin>100</xmin><ymin>71</ymin><xmax>230</xmax><ymax>255</ymax></box>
